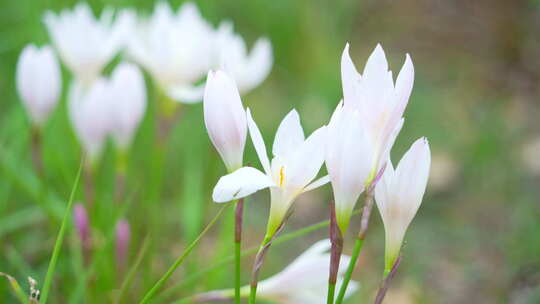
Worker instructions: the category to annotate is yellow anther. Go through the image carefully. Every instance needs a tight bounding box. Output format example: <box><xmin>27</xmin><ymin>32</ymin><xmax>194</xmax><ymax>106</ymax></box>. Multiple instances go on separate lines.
<box><xmin>279</xmin><ymin>166</ymin><xmax>285</xmax><ymax>186</ymax></box>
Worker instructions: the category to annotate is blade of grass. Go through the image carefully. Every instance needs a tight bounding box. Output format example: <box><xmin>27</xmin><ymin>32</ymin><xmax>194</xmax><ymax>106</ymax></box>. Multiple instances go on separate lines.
<box><xmin>69</xmin><ymin>184</ymin><xmax>141</xmax><ymax>303</ymax></box>
<box><xmin>0</xmin><ymin>272</ymin><xmax>29</xmax><ymax>304</ymax></box>
<box><xmin>156</xmin><ymin>208</ymin><xmax>363</xmax><ymax>303</ymax></box>
<box><xmin>139</xmin><ymin>204</ymin><xmax>230</xmax><ymax>304</ymax></box>
<box><xmin>40</xmin><ymin>158</ymin><xmax>84</xmax><ymax>303</ymax></box>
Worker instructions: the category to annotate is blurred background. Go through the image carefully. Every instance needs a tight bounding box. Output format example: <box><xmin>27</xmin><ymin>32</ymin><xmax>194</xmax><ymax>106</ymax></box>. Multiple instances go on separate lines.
<box><xmin>1</xmin><ymin>0</ymin><xmax>540</xmax><ymax>303</ymax></box>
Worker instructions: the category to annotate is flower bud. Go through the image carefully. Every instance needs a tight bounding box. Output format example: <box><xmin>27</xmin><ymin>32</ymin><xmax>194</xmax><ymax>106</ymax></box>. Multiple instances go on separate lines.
<box><xmin>115</xmin><ymin>219</ymin><xmax>131</xmax><ymax>266</ymax></box>
<box><xmin>16</xmin><ymin>44</ymin><xmax>61</xmax><ymax>126</ymax></box>
<box><xmin>73</xmin><ymin>203</ymin><xmax>90</xmax><ymax>246</ymax></box>
<box><xmin>108</xmin><ymin>63</ymin><xmax>147</xmax><ymax>150</ymax></box>
<box><xmin>203</xmin><ymin>70</ymin><xmax>247</xmax><ymax>172</ymax></box>
<box><xmin>375</xmin><ymin>137</ymin><xmax>431</xmax><ymax>271</ymax></box>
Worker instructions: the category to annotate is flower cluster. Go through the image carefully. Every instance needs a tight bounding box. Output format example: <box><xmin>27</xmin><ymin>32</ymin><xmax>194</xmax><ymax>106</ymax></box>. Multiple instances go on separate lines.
<box><xmin>16</xmin><ymin>2</ymin><xmax>273</xmax><ymax>163</ymax></box>
<box><xmin>205</xmin><ymin>43</ymin><xmax>431</xmax><ymax>303</ymax></box>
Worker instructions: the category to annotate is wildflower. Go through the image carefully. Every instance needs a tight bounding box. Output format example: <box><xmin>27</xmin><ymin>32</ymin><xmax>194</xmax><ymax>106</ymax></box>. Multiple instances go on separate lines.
<box><xmin>215</xmin><ymin>21</ymin><xmax>273</xmax><ymax>94</ymax></box>
<box><xmin>213</xmin><ymin>109</ymin><xmax>328</xmax><ymax>236</ymax></box>
<box><xmin>44</xmin><ymin>3</ymin><xmax>134</xmax><ymax>84</ymax></box>
<box><xmin>16</xmin><ymin>44</ymin><xmax>61</xmax><ymax>126</ymax></box>
<box><xmin>203</xmin><ymin>70</ymin><xmax>247</xmax><ymax>172</ymax></box>
<box><xmin>195</xmin><ymin>239</ymin><xmax>359</xmax><ymax>304</ymax></box>
<box><xmin>341</xmin><ymin>43</ymin><xmax>414</xmax><ymax>181</ymax></box>
<box><xmin>128</xmin><ymin>2</ymin><xmax>214</xmax><ymax>103</ymax></box>
<box><xmin>375</xmin><ymin>138</ymin><xmax>431</xmax><ymax>272</ymax></box>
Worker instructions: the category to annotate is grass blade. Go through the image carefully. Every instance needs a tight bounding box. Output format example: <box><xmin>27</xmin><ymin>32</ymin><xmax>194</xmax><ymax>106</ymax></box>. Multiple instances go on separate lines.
<box><xmin>39</xmin><ymin>158</ymin><xmax>84</xmax><ymax>303</ymax></box>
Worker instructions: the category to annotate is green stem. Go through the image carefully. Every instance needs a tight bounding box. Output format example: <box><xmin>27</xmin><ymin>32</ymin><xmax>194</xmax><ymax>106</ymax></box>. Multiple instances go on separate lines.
<box><xmin>334</xmin><ymin>238</ymin><xmax>364</xmax><ymax>304</ymax></box>
<box><xmin>40</xmin><ymin>159</ymin><xmax>84</xmax><ymax>303</ymax></box>
<box><xmin>156</xmin><ymin>208</ymin><xmax>363</xmax><ymax>303</ymax></box>
<box><xmin>248</xmin><ymin>285</ymin><xmax>257</xmax><ymax>304</ymax></box>
<box><xmin>327</xmin><ymin>283</ymin><xmax>336</xmax><ymax>304</ymax></box>
<box><xmin>235</xmin><ymin>241</ymin><xmax>241</xmax><ymax>304</ymax></box>
<box><xmin>139</xmin><ymin>204</ymin><xmax>229</xmax><ymax>304</ymax></box>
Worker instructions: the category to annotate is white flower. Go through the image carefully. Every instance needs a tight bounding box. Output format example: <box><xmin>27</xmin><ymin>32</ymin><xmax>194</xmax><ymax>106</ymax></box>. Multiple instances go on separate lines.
<box><xmin>69</xmin><ymin>62</ymin><xmax>146</xmax><ymax>160</ymax></box>
<box><xmin>44</xmin><ymin>3</ymin><xmax>134</xmax><ymax>85</ymax></box>
<box><xmin>195</xmin><ymin>239</ymin><xmax>359</xmax><ymax>304</ymax></box>
<box><xmin>128</xmin><ymin>2</ymin><xmax>214</xmax><ymax>103</ymax></box>
<box><xmin>69</xmin><ymin>80</ymin><xmax>112</xmax><ymax>161</ymax></box>
<box><xmin>341</xmin><ymin>43</ymin><xmax>414</xmax><ymax>178</ymax></box>
<box><xmin>212</xmin><ymin>109</ymin><xmax>328</xmax><ymax>236</ymax></box>
<box><xmin>375</xmin><ymin>137</ymin><xmax>431</xmax><ymax>271</ymax></box>
<box><xmin>325</xmin><ymin>101</ymin><xmax>374</xmax><ymax>233</ymax></box>
<box><xmin>255</xmin><ymin>239</ymin><xmax>359</xmax><ymax>304</ymax></box>
<box><xmin>107</xmin><ymin>63</ymin><xmax>147</xmax><ymax>150</ymax></box>
<box><xmin>16</xmin><ymin>44</ymin><xmax>61</xmax><ymax>126</ymax></box>
<box><xmin>215</xmin><ymin>21</ymin><xmax>273</xmax><ymax>94</ymax></box>
<box><xmin>203</xmin><ymin>70</ymin><xmax>247</xmax><ymax>172</ymax></box>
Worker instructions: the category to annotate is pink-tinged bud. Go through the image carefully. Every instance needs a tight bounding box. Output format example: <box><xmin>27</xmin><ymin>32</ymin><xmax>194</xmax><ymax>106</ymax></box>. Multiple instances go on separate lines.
<box><xmin>16</xmin><ymin>44</ymin><xmax>61</xmax><ymax>126</ymax></box>
<box><xmin>73</xmin><ymin>203</ymin><xmax>89</xmax><ymax>246</ymax></box>
<box><xmin>115</xmin><ymin>219</ymin><xmax>131</xmax><ymax>266</ymax></box>
<box><xmin>203</xmin><ymin>70</ymin><xmax>247</xmax><ymax>172</ymax></box>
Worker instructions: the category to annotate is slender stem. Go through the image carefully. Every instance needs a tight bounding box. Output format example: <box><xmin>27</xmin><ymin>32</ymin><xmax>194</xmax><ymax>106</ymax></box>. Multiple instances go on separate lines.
<box><xmin>373</xmin><ymin>256</ymin><xmax>402</xmax><ymax>304</ymax></box>
<box><xmin>234</xmin><ymin>199</ymin><xmax>244</xmax><ymax>304</ymax></box>
<box><xmin>335</xmin><ymin>237</ymin><xmax>364</xmax><ymax>304</ymax></box>
<box><xmin>156</xmin><ymin>208</ymin><xmax>364</xmax><ymax>303</ymax></box>
<box><xmin>115</xmin><ymin>237</ymin><xmax>151</xmax><ymax>304</ymax></box>
<box><xmin>328</xmin><ymin>201</ymin><xmax>343</xmax><ymax>304</ymax></box>
<box><xmin>30</xmin><ymin>127</ymin><xmax>43</xmax><ymax>178</ymax></box>
<box><xmin>327</xmin><ymin>283</ymin><xmax>336</xmax><ymax>304</ymax></box>
<box><xmin>248</xmin><ymin>285</ymin><xmax>257</xmax><ymax>304</ymax></box>
<box><xmin>40</xmin><ymin>159</ymin><xmax>84</xmax><ymax>303</ymax></box>
<box><xmin>335</xmin><ymin>190</ymin><xmax>374</xmax><ymax>304</ymax></box>
<box><xmin>249</xmin><ymin>233</ymin><xmax>275</xmax><ymax>304</ymax></box>
<box><xmin>139</xmin><ymin>204</ymin><xmax>229</xmax><ymax>304</ymax></box>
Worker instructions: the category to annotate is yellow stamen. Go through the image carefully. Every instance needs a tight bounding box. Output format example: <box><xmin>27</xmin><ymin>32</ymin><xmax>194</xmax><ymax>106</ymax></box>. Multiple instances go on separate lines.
<box><xmin>279</xmin><ymin>166</ymin><xmax>285</xmax><ymax>186</ymax></box>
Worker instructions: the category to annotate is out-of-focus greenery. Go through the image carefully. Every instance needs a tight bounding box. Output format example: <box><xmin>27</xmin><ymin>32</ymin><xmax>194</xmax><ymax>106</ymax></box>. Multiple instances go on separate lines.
<box><xmin>1</xmin><ymin>0</ymin><xmax>540</xmax><ymax>303</ymax></box>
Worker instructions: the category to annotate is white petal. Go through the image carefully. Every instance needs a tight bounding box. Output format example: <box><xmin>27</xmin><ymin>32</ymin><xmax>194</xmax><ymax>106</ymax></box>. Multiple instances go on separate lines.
<box><xmin>212</xmin><ymin>167</ymin><xmax>274</xmax><ymax>203</ymax></box>
<box><xmin>16</xmin><ymin>44</ymin><xmax>61</xmax><ymax>125</ymax></box>
<box><xmin>340</xmin><ymin>43</ymin><xmax>361</xmax><ymax>107</ymax></box>
<box><xmin>326</xmin><ymin>108</ymin><xmax>373</xmax><ymax>223</ymax></box>
<box><xmin>272</xmin><ymin>109</ymin><xmax>304</xmax><ymax>158</ymax></box>
<box><xmin>393</xmin><ymin>137</ymin><xmax>431</xmax><ymax>222</ymax></box>
<box><xmin>109</xmin><ymin>63</ymin><xmax>147</xmax><ymax>149</ymax></box>
<box><xmin>285</xmin><ymin>126</ymin><xmax>327</xmax><ymax>191</ymax></box>
<box><xmin>167</xmin><ymin>83</ymin><xmax>206</xmax><ymax>103</ymax></box>
<box><xmin>203</xmin><ymin>70</ymin><xmax>247</xmax><ymax>172</ymax></box>
<box><xmin>246</xmin><ymin>108</ymin><xmax>272</xmax><ymax>175</ymax></box>
<box><xmin>362</xmin><ymin>43</ymin><xmax>388</xmax><ymax>78</ymax></box>
<box><xmin>394</xmin><ymin>53</ymin><xmax>414</xmax><ymax>116</ymax></box>
<box><xmin>241</xmin><ymin>37</ymin><xmax>273</xmax><ymax>92</ymax></box>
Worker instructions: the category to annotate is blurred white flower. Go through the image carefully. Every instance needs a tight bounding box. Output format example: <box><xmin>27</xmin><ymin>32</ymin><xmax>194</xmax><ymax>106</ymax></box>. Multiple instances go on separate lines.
<box><xmin>44</xmin><ymin>3</ymin><xmax>134</xmax><ymax>84</ymax></box>
<box><xmin>16</xmin><ymin>44</ymin><xmax>61</xmax><ymax>126</ymax></box>
<box><xmin>212</xmin><ymin>109</ymin><xmax>328</xmax><ymax>236</ymax></box>
<box><xmin>341</xmin><ymin>43</ymin><xmax>414</xmax><ymax>179</ymax></box>
<box><xmin>107</xmin><ymin>63</ymin><xmax>147</xmax><ymax>150</ymax></box>
<box><xmin>375</xmin><ymin>137</ymin><xmax>431</xmax><ymax>271</ymax></box>
<box><xmin>325</xmin><ymin>101</ymin><xmax>374</xmax><ymax>233</ymax></box>
<box><xmin>203</xmin><ymin>70</ymin><xmax>247</xmax><ymax>172</ymax></box>
<box><xmin>128</xmin><ymin>2</ymin><xmax>214</xmax><ymax>103</ymax></box>
<box><xmin>69</xmin><ymin>62</ymin><xmax>146</xmax><ymax>160</ymax></box>
<box><xmin>215</xmin><ymin>21</ymin><xmax>273</xmax><ymax>93</ymax></box>
<box><xmin>196</xmin><ymin>239</ymin><xmax>359</xmax><ymax>304</ymax></box>
<box><xmin>255</xmin><ymin>239</ymin><xmax>358</xmax><ymax>304</ymax></box>
<box><xmin>69</xmin><ymin>79</ymin><xmax>112</xmax><ymax>160</ymax></box>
